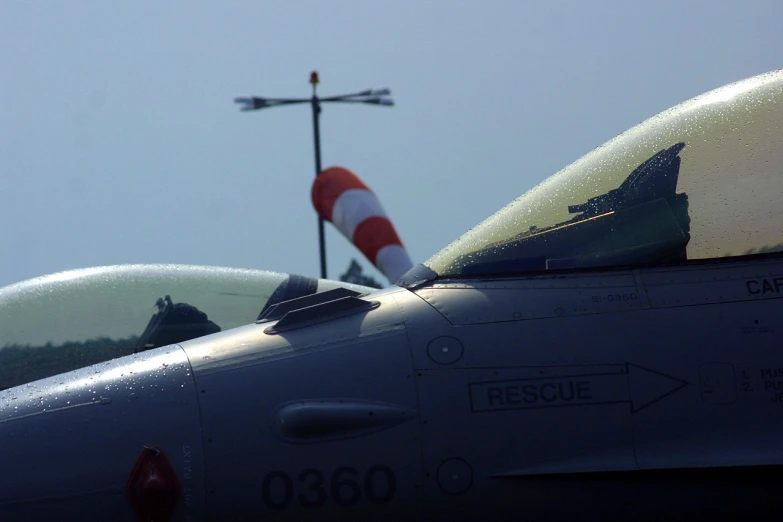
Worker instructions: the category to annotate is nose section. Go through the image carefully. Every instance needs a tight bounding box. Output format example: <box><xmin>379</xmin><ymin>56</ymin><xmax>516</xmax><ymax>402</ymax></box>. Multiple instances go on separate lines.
<box><xmin>0</xmin><ymin>345</ymin><xmax>205</xmax><ymax>521</ymax></box>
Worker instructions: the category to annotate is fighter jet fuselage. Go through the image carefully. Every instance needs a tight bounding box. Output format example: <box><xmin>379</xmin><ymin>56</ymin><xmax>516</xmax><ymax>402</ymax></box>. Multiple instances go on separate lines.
<box><xmin>3</xmin><ymin>256</ymin><xmax>783</xmax><ymax>520</ymax></box>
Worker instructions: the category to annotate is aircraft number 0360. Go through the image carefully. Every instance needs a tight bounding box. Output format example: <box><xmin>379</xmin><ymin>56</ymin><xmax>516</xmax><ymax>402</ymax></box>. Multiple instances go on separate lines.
<box><xmin>591</xmin><ymin>293</ymin><xmax>637</xmax><ymax>303</ymax></box>
<box><xmin>261</xmin><ymin>465</ymin><xmax>396</xmax><ymax>510</ymax></box>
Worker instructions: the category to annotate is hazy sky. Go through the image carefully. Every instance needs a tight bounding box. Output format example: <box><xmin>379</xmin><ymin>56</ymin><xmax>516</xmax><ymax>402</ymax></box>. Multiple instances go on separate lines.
<box><xmin>2</xmin><ymin>1</ymin><xmax>782</xmax><ymax>288</ymax></box>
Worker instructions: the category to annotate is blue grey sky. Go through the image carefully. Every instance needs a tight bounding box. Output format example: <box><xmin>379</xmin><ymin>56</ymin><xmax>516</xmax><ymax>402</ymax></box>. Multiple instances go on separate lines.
<box><xmin>2</xmin><ymin>1</ymin><xmax>782</xmax><ymax>287</ymax></box>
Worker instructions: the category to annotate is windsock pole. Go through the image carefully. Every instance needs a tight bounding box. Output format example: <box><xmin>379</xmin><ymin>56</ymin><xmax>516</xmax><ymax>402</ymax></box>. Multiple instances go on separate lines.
<box><xmin>309</xmin><ymin>72</ymin><xmax>327</xmax><ymax>279</ymax></box>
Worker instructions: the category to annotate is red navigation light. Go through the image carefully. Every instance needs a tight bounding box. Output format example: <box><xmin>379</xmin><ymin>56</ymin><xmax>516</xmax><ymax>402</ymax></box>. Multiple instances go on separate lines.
<box><xmin>126</xmin><ymin>446</ymin><xmax>180</xmax><ymax>522</ymax></box>
<box><xmin>310</xmin><ymin>71</ymin><xmax>320</xmax><ymax>85</ymax></box>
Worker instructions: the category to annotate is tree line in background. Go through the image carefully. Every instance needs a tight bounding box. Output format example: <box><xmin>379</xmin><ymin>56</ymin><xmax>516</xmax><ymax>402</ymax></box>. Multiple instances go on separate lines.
<box><xmin>0</xmin><ymin>337</ymin><xmax>137</xmax><ymax>391</ymax></box>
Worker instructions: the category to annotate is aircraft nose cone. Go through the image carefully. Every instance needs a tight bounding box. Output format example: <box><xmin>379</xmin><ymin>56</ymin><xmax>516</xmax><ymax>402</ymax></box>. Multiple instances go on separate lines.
<box><xmin>0</xmin><ymin>345</ymin><xmax>204</xmax><ymax>521</ymax></box>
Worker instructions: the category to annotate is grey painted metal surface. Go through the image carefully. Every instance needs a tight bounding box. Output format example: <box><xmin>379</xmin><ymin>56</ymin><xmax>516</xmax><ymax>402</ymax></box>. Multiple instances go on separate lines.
<box><xmin>5</xmin><ymin>259</ymin><xmax>783</xmax><ymax>519</ymax></box>
<box><xmin>185</xmin><ymin>289</ymin><xmax>418</xmax><ymax>521</ymax></box>
<box><xmin>396</xmin><ymin>258</ymin><xmax>783</xmax><ymax>519</ymax></box>
<box><xmin>0</xmin><ymin>345</ymin><xmax>205</xmax><ymax>520</ymax></box>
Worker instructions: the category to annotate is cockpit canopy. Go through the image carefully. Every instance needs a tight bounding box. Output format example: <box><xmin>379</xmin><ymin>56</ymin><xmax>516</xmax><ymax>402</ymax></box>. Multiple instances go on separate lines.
<box><xmin>0</xmin><ymin>265</ymin><xmax>371</xmax><ymax>389</ymax></box>
<box><xmin>425</xmin><ymin>70</ymin><xmax>783</xmax><ymax>278</ymax></box>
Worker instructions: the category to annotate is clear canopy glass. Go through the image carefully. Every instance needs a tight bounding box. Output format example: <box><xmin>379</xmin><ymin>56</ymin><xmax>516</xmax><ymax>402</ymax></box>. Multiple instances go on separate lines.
<box><xmin>0</xmin><ymin>265</ymin><xmax>370</xmax><ymax>389</ymax></box>
<box><xmin>426</xmin><ymin>70</ymin><xmax>783</xmax><ymax>277</ymax></box>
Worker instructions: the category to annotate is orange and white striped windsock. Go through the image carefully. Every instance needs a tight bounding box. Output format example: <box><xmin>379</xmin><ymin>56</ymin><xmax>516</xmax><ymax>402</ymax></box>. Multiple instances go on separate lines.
<box><xmin>312</xmin><ymin>166</ymin><xmax>413</xmax><ymax>283</ymax></box>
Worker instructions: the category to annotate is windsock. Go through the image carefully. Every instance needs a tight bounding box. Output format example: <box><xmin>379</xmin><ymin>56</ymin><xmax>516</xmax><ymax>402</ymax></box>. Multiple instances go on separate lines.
<box><xmin>312</xmin><ymin>167</ymin><xmax>413</xmax><ymax>283</ymax></box>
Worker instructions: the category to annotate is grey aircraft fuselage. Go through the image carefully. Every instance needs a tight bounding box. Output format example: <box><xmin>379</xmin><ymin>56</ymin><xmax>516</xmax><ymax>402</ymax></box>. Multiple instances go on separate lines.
<box><xmin>1</xmin><ymin>254</ymin><xmax>782</xmax><ymax>521</ymax></box>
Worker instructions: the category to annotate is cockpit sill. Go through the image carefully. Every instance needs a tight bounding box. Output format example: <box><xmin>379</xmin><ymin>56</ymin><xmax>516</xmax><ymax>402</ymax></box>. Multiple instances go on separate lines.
<box><xmin>397</xmin><ymin>250</ymin><xmax>783</xmax><ymax>290</ymax></box>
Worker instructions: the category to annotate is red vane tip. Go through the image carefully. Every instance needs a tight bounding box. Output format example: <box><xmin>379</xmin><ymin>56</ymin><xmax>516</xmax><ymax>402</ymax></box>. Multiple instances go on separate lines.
<box><xmin>310</xmin><ymin>71</ymin><xmax>319</xmax><ymax>85</ymax></box>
